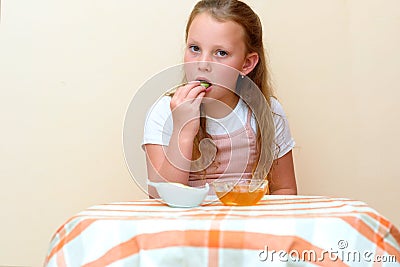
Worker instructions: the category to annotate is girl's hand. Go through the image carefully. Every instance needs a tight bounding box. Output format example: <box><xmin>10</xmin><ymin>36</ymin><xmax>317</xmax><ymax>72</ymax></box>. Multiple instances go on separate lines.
<box><xmin>170</xmin><ymin>81</ymin><xmax>206</xmax><ymax>140</ymax></box>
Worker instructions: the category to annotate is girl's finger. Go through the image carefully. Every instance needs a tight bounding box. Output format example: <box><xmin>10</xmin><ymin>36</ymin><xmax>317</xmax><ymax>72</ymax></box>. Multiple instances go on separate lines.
<box><xmin>174</xmin><ymin>83</ymin><xmax>204</xmax><ymax>105</ymax></box>
<box><xmin>180</xmin><ymin>81</ymin><xmax>200</xmax><ymax>98</ymax></box>
<box><xmin>187</xmin><ymin>85</ymin><xmax>206</xmax><ymax>101</ymax></box>
<box><xmin>174</xmin><ymin>81</ymin><xmax>200</xmax><ymax>99</ymax></box>
<box><xmin>192</xmin><ymin>91</ymin><xmax>205</xmax><ymax>107</ymax></box>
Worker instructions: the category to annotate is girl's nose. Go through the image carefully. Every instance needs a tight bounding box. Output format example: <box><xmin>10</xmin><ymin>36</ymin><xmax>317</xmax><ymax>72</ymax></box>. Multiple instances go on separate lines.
<box><xmin>197</xmin><ymin>60</ymin><xmax>212</xmax><ymax>72</ymax></box>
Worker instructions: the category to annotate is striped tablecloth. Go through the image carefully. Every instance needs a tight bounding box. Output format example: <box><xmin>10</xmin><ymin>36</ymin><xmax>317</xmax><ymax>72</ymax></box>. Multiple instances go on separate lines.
<box><xmin>44</xmin><ymin>196</ymin><xmax>400</xmax><ymax>267</ymax></box>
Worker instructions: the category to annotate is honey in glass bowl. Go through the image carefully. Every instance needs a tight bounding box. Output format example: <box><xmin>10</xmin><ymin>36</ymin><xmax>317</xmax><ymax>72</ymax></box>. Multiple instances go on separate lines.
<box><xmin>212</xmin><ymin>178</ymin><xmax>268</xmax><ymax>206</ymax></box>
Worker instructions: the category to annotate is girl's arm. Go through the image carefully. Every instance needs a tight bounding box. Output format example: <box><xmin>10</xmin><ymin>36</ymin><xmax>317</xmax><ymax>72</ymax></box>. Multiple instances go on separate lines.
<box><xmin>268</xmin><ymin>150</ymin><xmax>297</xmax><ymax>195</ymax></box>
<box><xmin>145</xmin><ymin>129</ymin><xmax>195</xmax><ymax>186</ymax></box>
<box><xmin>145</xmin><ymin>136</ymin><xmax>194</xmax><ymax>198</ymax></box>
<box><xmin>145</xmin><ymin>82</ymin><xmax>206</xmax><ymax>197</ymax></box>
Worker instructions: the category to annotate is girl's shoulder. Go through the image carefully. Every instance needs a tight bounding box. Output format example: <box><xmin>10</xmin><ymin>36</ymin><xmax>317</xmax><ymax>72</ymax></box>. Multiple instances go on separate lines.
<box><xmin>145</xmin><ymin>95</ymin><xmax>173</xmax><ymax>126</ymax></box>
<box><xmin>148</xmin><ymin>95</ymin><xmax>172</xmax><ymax>114</ymax></box>
<box><xmin>269</xmin><ymin>97</ymin><xmax>287</xmax><ymax>117</ymax></box>
<box><xmin>249</xmin><ymin>97</ymin><xmax>288</xmax><ymax>132</ymax></box>
<box><xmin>156</xmin><ymin>95</ymin><xmax>172</xmax><ymax>106</ymax></box>
<box><xmin>248</xmin><ymin>97</ymin><xmax>286</xmax><ymax>117</ymax></box>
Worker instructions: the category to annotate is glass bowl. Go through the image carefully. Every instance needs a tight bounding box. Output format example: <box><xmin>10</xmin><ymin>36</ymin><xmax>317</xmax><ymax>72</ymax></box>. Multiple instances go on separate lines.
<box><xmin>212</xmin><ymin>178</ymin><xmax>269</xmax><ymax>206</ymax></box>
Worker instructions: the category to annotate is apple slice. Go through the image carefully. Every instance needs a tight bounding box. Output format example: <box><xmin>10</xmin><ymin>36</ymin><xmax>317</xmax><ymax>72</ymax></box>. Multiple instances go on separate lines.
<box><xmin>199</xmin><ymin>80</ymin><xmax>211</xmax><ymax>88</ymax></box>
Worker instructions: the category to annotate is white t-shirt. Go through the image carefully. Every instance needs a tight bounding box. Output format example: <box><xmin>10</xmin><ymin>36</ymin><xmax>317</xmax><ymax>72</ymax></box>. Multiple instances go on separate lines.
<box><xmin>142</xmin><ymin>96</ymin><xmax>295</xmax><ymax>158</ymax></box>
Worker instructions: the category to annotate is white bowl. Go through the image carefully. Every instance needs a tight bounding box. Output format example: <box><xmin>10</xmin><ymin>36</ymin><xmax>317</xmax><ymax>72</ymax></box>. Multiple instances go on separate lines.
<box><xmin>147</xmin><ymin>181</ymin><xmax>209</xmax><ymax>208</ymax></box>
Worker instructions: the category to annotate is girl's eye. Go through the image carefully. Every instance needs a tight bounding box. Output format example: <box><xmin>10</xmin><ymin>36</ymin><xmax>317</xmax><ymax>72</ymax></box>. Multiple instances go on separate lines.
<box><xmin>216</xmin><ymin>50</ymin><xmax>228</xmax><ymax>57</ymax></box>
<box><xmin>189</xmin><ymin>45</ymin><xmax>200</xmax><ymax>53</ymax></box>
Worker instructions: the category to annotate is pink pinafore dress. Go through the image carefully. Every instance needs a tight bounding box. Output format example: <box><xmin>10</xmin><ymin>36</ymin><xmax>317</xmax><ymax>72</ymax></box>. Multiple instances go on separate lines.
<box><xmin>188</xmin><ymin>107</ymin><xmax>258</xmax><ymax>194</ymax></box>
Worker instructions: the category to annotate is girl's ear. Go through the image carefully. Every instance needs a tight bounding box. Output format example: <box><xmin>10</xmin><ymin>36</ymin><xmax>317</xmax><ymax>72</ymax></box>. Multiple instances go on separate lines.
<box><xmin>241</xmin><ymin>52</ymin><xmax>259</xmax><ymax>75</ymax></box>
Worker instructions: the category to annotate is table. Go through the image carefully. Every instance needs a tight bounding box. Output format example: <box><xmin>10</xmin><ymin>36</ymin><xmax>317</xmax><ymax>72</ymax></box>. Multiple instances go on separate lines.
<box><xmin>44</xmin><ymin>196</ymin><xmax>400</xmax><ymax>267</ymax></box>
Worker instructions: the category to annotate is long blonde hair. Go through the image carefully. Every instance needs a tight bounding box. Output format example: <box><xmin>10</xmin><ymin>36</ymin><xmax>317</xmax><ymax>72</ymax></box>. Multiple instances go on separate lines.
<box><xmin>178</xmin><ymin>0</ymin><xmax>276</xmax><ymax>181</ymax></box>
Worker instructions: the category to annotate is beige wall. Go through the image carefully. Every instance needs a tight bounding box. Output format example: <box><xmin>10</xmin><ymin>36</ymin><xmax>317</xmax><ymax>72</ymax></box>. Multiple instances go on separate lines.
<box><xmin>0</xmin><ymin>0</ymin><xmax>399</xmax><ymax>266</ymax></box>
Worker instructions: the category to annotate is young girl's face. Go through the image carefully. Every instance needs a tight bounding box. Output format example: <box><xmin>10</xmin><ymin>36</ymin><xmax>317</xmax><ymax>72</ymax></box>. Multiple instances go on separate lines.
<box><xmin>184</xmin><ymin>12</ymin><xmax>251</xmax><ymax>105</ymax></box>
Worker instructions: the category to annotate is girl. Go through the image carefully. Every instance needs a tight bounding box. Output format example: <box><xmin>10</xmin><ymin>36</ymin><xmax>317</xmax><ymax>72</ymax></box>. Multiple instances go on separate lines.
<box><xmin>143</xmin><ymin>0</ymin><xmax>297</xmax><ymax>197</ymax></box>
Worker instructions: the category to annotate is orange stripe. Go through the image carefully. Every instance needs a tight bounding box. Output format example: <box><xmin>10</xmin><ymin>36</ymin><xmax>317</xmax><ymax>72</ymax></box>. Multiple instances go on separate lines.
<box><xmin>52</xmin><ymin>227</ymin><xmax>67</xmax><ymax>266</ymax></box>
<box><xmin>47</xmin><ymin>214</ymin><xmax>87</xmax><ymax>242</ymax></box>
<box><xmin>83</xmin><ymin>201</ymin><xmax>360</xmax><ymax>213</ymax></box>
<box><xmin>71</xmin><ymin>211</ymin><xmax>394</xmax><ymax>223</ymax></box>
<box><xmin>390</xmin><ymin>226</ymin><xmax>400</xmax><ymax>247</ymax></box>
<box><xmin>46</xmin><ymin>219</ymin><xmax>96</xmax><ymax>262</ymax></box>
<box><xmin>176</xmin><ymin>212</ymin><xmax>371</xmax><ymax>220</ymax></box>
<box><xmin>82</xmin><ymin>198</ymin><xmax>366</xmax><ymax>216</ymax></box>
<box><xmin>99</xmin><ymin>197</ymin><xmax>360</xmax><ymax>208</ymax></box>
<box><xmin>62</xmin><ymin>212</ymin><xmax>364</xmax><ymax>223</ymax></box>
<box><xmin>58</xmin><ymin>227</ymin><xmax>67</xmax><ymax>245</ymax></box>
<box><xmin>204</xmin><ymin>197</ymin><xmax>363</xmax><ymax>207</ymax></box>
<box><xmin>96</xmin><ymin>202</ymin><xmax>166</xmax><ymax>207</ymax></box>
<box><xmin>340</xmin><ymin>216</ymin><xmax>400</xmax><ymax>262</ymax></box>
<box><xmin>61</xmin><ymin>212</ymin><xmax>365</xmax><ymax>222</ymax></box>
<box><xmin>208</xmin><ymin>209</ymin><xmax>231</xmax><ymax>267</ymax></box>
<box><xmin>83</xmin><ymin>230</ymin><xmax>346</xmax><ymax>267</ymax></box>
<box><xmin>208</xmin><ymin>247</ymin><xmax>218</xmax><ymax>267</ymax></box>
<box><xmin>378</xmin><ymin>215</ymin><xmax>392</xmax><ymax>230</ymax></box>
<box><xmin>208</xmin><ymin>234</ymin><xmax>220</xmax><ymax>267</ymax></box>
<box><xmin>363</xmin><ymin>212</ymin><xmax>391</xmax><ymax>230</ymax></box>
<box><xmin>56</xmin><ymin>248</ymin><xmax>66</xmax><ymax>267</ymax></box>
<box><xmin>83</xmin><ymin>202</ymin><xmax>363</xmax><ymax>214</ymax></box>
<box><xmin>372</xmin><ymin>246</ymin><xmax>384</xmax><ymax>267</ymax></box>
<box><xmin>257</xmin><ymin>198</ymin><xmax>361</xmax><ymax>205</ymax></box>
